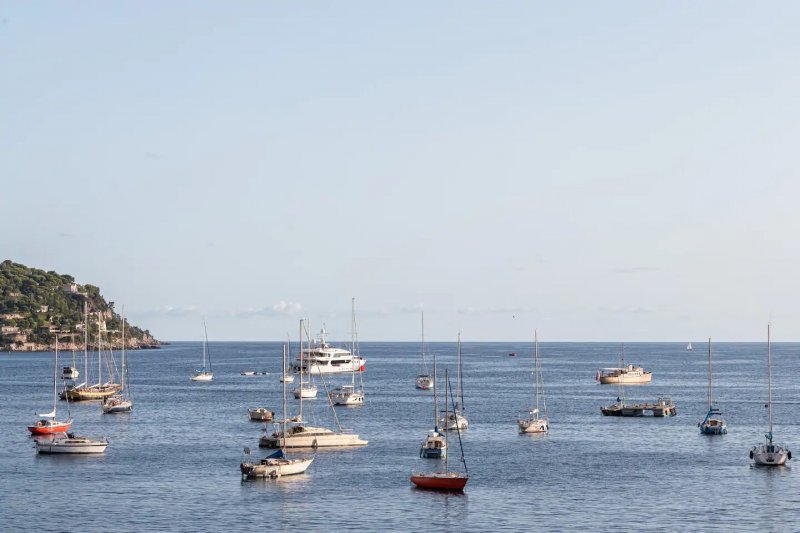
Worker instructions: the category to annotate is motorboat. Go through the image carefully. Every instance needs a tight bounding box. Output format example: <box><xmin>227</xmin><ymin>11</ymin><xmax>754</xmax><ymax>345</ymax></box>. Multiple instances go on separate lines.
<box><xmin>291</xmin><ymin>326</ymin><xmax>365</xmax><ymax>375</ymax></box>
<box><xmin>416</xmin><ymin>375</ymin><xmax>433</xmax><ymax>390</ymax></box>
<box><xmin>596</xmin><ymin>364</ymin><xmax>652</xmax><ymax>384</ymax></box>
<box><xmin>61</xmin><ymin>366</ymin><xmax>79</xmax><ymax>380</ymax></box>
<box><xmin>240</xmin><ymin>448</ymin><xmax>313</xmax><ymax>479</ymax></box>
<box><xmin>420</xmin><ymin>430</ymin><xmax>446</xmax><ymax>459</ymax></box>
<box><xmin>35</xmin><ymin>433</ymin><xmax>108</xmax><ymax>454</ymax></box>
<box><xmin>248</xmin><ymin>408</ymin><xmax>274</xmax><ymax>422</ymax></box>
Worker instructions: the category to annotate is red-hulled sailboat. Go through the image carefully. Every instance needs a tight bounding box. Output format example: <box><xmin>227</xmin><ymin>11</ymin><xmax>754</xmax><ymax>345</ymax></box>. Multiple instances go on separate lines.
<box><xmin>29</xmin><ymin>333</ymin><xmax>73</xmax><ymax>435</ymax></box>
<box><xmin>411</xmin><ymin>368</ymin><xmax>469</xmax><ymax>491</ymax></box>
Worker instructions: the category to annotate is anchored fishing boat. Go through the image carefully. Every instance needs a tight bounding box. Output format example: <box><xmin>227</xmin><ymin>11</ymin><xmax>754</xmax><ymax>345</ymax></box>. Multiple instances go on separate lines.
<box><xmin>248</xmin><ymin>408</ymin><xmax>275</xmax><ymax>422</ymax></box>
<box><xmin>596</xmin><ymin>345</ymin><xmax>652</xmax><ymax>385</ymax></box>
<box><xmin>411</xmin><ymin>369</ymin><xmax>469</xmax><ymax>491</ymax></box>
<box><xmin>750</xmin><ymin>324</ymin><xmax>791</xmax><ymax>466</ymax></box>
<box><xmin>698</xmin><ymin>338</ymin><xmax>726</xmax><ymax>435</ymax></box>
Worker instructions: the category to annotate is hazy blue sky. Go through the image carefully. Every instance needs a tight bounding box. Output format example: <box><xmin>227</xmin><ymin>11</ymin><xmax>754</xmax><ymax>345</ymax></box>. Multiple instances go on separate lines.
<box><xmin>3</xmin><ymin>2</ymin><xmax>800</xmax><ymax>341</ymax></box>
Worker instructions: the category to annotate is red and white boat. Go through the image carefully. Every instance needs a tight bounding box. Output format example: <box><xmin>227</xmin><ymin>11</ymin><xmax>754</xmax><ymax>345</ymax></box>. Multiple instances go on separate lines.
<box><xmin>410</xmin><ymin>471</ymin><xmax>469</xmax><ymax>491</ymax></box>
<box><xmin>411</xmin><ymin>367</ymin><xmax>469</xmax><ymax>492</ymax></box>
<box><xmin>29</xmin><ymin>335</ymin><xmax>73</xmax><ymax>435</ymax></box>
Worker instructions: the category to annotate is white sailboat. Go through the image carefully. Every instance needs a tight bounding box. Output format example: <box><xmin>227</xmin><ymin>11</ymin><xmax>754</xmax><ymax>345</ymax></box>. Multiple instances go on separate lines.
<box><xmin>280</xmin><ymin>334</ymin><xmax>295</xmax><ymax>383</ymax></box>
<box><xmin>241</xmin><ymin>343</ymin><xmax>313</xmax><ymax>479</ymax></box>
<box><xmin>261</xmin><ymin>319</ymin><xmax>367</xmax><ymax>449</ymax></box>
<box><xmin>518</xmin><ymin>330</ymin><xmax>549</xmax><ymax>434</ymax></box>
<box><xmin>439</xmin><ymin>332</ymin><xmax>468</xmax><ymax>431</ymax></box>
<box><xmin>698</xmin><ymin>337</ymin><xmax>726</xmax><ymax>435</ymax></box>
<box><xmin>102</xmin><ymin>307</ymin><xmax>133</xmax><ymax>413</ymax></box>
<box><xmin>415</xmin><ymin>311</ymin><xmax>433</xmax><ymax>390</ymax></box>
<box><xmin>330</xmin><ymin>298</ymin><xmax>365</xmax><ymax>406</ymax></box>
<box><xmin>293</xmin><ymin>321</ymin><xmax>318</xmax><ymax>399</ymax></box>
<box><xmin>750</xmin><ymin>324</ymin><xmax>791</xmax><ymax>466</ymax></box>
<box><xmin>191</xmin><ymin>321</ymin><xmax>213</xmax><ymax>382</ymax></box>
<box><xmin>420</xmin><ymin>353</ymin><xmax>446</xmax><ymax>458</ymax></box>
<box><xmin>686</xmin><ymin>342</ymin><xmax>693</xmax><ymax>351</ymax></box>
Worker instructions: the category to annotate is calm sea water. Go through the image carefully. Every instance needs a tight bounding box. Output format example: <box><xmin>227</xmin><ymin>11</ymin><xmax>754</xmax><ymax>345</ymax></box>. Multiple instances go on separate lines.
<box><xmin>2</xmin><ymin>341</ymin><xmax>800</xmax><ymax>531</ymax></box>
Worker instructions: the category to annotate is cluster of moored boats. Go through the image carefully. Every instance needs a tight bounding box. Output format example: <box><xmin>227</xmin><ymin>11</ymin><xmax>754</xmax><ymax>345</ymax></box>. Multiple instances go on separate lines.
<box><xmin>27</xmin><ymin>303</ymin><xmax>792</xmax><ymax>486</ymax></box>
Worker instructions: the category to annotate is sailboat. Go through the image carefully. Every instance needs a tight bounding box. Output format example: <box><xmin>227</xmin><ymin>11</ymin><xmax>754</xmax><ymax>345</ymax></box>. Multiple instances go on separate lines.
<box><xmin>517</xmin><ymin>330</ymin><xmax>549</xmax><ymax>434</ymax></box>
<box><xmin>686</xmin><ymin>342</ymin><xmax>693</xmax><ymax>351</ymax></box>
<box><xmin>750</xmin><ymin>324</ymin><xmax>791</xmax><ymax>466</ymax></box>
<box><xmin>241</xmin><ymin>343</ymin><xmax>314</xmax><ymax>479</ymax></box>
<box><xmin>28</xmin><ymin>333</ymin><xmax>73</xmax><ymax>435</ymax></box>
<box><xmin>61</xmin><ymin>336</ymin><xmax>80</xmax><ymax>380</ymax></box>
<box><xmin>698</xmin><ymin>338</ymin><xmax>726</xmax><ymax>435</ymax></box>
<box><xmin>66</xmin><ymin>307</ymin><xmax>122</xmax><ymax>401</ymax></box>
<box><xmin>102</xmin><ymin>307</ymin><xmax>133</xmax><ymax>413</ymax></box>
<box><xmin>261</xmin><ymin>319</ymin><xmax>367</xmax><ymax>448</ymax></box>
<box><xmin>293</xmin><ymin>321</ymin><xmax>318</xmax><ymax>399</ymax></box>
<box><xmin>191</xmin><ymin>321</ymin><xmax>213</xmax><ymax>382</ymax></box>
<box><xmin>280</xmin><ymin>334</ymin><xmax>295</xmax><ymax>383</ymax></box>
<box><xmin>420</xmin><ymin>354</ymin><xmax>446</xmax><ymax>459</ymax></box>
<box><xmin>330</xmin><ymin>298</ymin><xmax>365</xmax><ymax>406</ymax></box>
<box><xmin>411</xmin><ymin>369</ymin><xmax>469</xmax><ymax>491</ymax></box>
<box><xmin>415</xmin><ymin>312</ymin><xmax>433</xmax><ymax>390</ymax></box>
<box><xmin>439</xmin><ymin>332</ymin><xmax>468</xmax><ymax>431</ymax></box>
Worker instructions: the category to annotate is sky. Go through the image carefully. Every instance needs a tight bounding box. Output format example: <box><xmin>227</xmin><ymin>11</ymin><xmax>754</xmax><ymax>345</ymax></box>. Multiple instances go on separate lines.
<box><xmin>2</xmin><ymin>2</ymin><xmax>800</xmax><ymax>342</ymax></box>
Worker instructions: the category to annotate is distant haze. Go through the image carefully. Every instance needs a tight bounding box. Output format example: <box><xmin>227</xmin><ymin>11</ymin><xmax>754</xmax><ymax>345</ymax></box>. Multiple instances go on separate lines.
<box><xmin>2</xmin><ymin>3</ymin><xmax>799</xmax><ymax>341</ymax></box>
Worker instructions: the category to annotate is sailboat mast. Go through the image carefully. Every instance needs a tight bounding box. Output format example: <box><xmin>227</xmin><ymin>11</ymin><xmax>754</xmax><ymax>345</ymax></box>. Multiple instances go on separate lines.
<box><xmin>298</xmin><ymin>319</ymin><xmax>304</xmax><ymax>423</ymax></box>
<box><xmin>97</xmin><ymin>313</ymin><xmax>102</xmax><ymax>387</ymax></box>
<box><xmin>121</xmin><ymin>306</ymin><xmax>126</xmax><ymax>393</ymax></box>
<box><xmin>52</xmin><ymin>332</ymin><xmax>58</xmax><ymax>415</ymax></box>
<box><xmin>83</xmin><ymin>300</ymin><xmax>88</xmax><ymax>383</ymax></box>
<box><xmin>707</xmin><ymin>337</ymin><xmax>712</xmax><ymax>410</ymax></box>
<box><xmin>351</xmin><ymin>298</ymin><xmax>356</xmax><ymax>389</ymax></box>
<box><xmin>420</xmin><ymin>311</ymin><xmax>426</xmax><ymax>373</ymax></box>
<box><xmin>433</xmin><ymin>354</ymin><xmax>438</xmax><ymax>430</ymax></box>
<box><xmin>534</xmin><ymin>330</ymin><xmax>539</xmax><ymax>414</ymax></box>
<box><xmin>282</xmin><ymin>342</ymin><xmax>287</xmax><ymax>450</ymax></box>
<box><xmin>457</xmin><ymin>331</ymin><xmax>464</xmax><ymax>411</ymax></box>
<box><xmin>768</xmin><ymin>323</ymin><xmax>773</xmax><ymax>439</ymax></box>
<box><xmin>444</xmin><ymin>368</ymin><xmax>449</xmax><ymax>472</ymax></box>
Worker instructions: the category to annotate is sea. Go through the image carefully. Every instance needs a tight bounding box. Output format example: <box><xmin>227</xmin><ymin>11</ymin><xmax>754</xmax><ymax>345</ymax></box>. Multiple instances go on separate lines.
<box><xmin>2</xmin><ymin>341</ymin><xmax>800</xmax><ymax>532</ymax></box>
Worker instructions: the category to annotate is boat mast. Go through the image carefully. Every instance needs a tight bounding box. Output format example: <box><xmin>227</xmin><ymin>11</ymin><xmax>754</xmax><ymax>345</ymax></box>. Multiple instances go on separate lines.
<box><xmin>767</xmin><ymin>323</ymin><xmax>773</xmax><ymax>442</ymax></box>
<box><xmin>97</xmin><ymin>312</ymin><xmax>102</xmax><ymax>387</ymax></box>
<box><xmin>298</xmin><ymin>319</ymin><xmax>304</xmax><ymax>424</ymax></box>
<box><xmin>534</xmin><ymin>330</ymin><xmax>539</xmax><ymax>415</ymax></box>
<box><xmin>350</xmin><ymin>297</ymin><xmax>358</xmax><ymax>390</ymax></box>
<box><xmin>120</xmin><ymin>306</ymin><xmax>126</xmax><ymax>393</ymax></box>
<box><xmin>433</xmin><ymin>353</ymin><xmax>438</xmax><ymax>430</ymax></box>
<box><xmin>420</xmin><ymin>311</ymin><xmax>427</xmax><ymax>375</ymax></box>
<box><xmin>707</xmin><ymin>337</ymin><xmax>712</xmax><ymax>410</ymax></box>
<box><xmin>83</xmin><ymin>300</ymin><xmax>88</xmax><ymax>384</ymax></box>
<box><xmin>52</xmin><ymin>332</ymin><xmax>58</xmax><ymax>416</ymax></box>
<box><xmin>282</xmin><ymin>342</ymin><xmax>287</xmax><ymax>450</ymax></box>
<box><xmin>444</xmin><ymin>368</ymin><xmax>449</xmax><ymax>472</ymax></box>
<box><xmin>457</xmin><ymin>331</ymin><xmax>464</xmax><ymax>412</ymax></box>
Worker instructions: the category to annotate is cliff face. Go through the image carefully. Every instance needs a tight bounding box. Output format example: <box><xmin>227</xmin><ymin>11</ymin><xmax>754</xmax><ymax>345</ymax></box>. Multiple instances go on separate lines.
<box><xmin>0</xmin><ymin>260</ymin><xmax>160</xmax><ymax>352</ymax></box>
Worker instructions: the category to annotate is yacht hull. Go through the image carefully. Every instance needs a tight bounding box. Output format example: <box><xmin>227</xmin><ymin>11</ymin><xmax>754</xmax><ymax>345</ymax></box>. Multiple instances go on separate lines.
<box><xmin>410</xmin><ymin>473</ymin><xmax>468</xmax><ymax>491</ymax></box>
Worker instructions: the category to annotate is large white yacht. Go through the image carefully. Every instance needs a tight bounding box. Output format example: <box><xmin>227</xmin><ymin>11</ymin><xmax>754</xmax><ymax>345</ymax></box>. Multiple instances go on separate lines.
<box><xmin>292</xmin><ymin>327</ymin><xmax>366</xmax><ymax>375</ymax></box>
